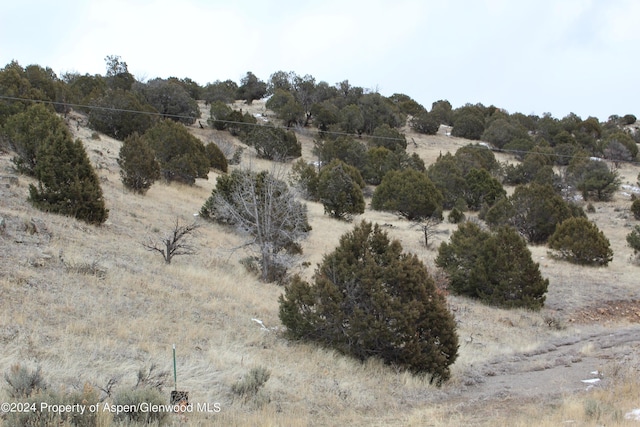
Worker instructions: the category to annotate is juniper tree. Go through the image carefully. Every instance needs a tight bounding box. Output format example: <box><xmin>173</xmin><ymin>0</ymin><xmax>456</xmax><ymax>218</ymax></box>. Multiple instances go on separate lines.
<box><xmin>279</xmin><ymin>221</ymin><xmax>459</xmax><ymax>384</ymax></box>
<box><xmin>371</xmin><ymin>169</ymin><xmax>443</xmax><ymax>221</ymax></box>
<box><xmin>548</xmin><ymin>217</ymin><xmax>613</xmax><ymax>266</ymax></box>
<box><xmin>627</xmin><ymin>225</ymin><xmax>640</xmax><ymax>259</ymax></box>
<box><xmin>88</xmin><ymin>89</ymin><xmax>155</xmax><ymax>140</ymax></box>
<box><xmin>244</xmin><ymin>125</ymin><xmax>301</xmax><ymax>161</ymax></box>
<box><xmin>143</xmin><ymin>119</ymin><xmax>209</xmax><ymax>184</ymax></box>
<box><xmin>632</xmin><ymin>199</ymin><xmax>640</xmax><ymax>220</ymax></box>
<box><xmin>4</xmin><ymin>103</ymin><xmax>67</xmax><ymax>175</ymax></box>
<box><xmin>29</xmin><ymin>134</ymin><xmax>108</xmax><ymax>225</ymax></box>
<box><xmin>204</xmin><ymin>142</ymin><xmax>228</xmax><ymax>173</ymax></box>
<box><xmin>317</xmin><ymin>159</ymin><xmax>365</xmax><ymax>220</ymax></box>
<box><xmin>463</xmin><ymin>168</ymin><xmax>505</xmax><ymax>211</ymax></box>
<box><xmin>118</xmin><ymin>132</ymin><xmax>160</xmax><ymax>194</ymax></box>
<box><xmin>436</xmin><ymin>222</ymin><xmax>548</xmax><ymax>309</ymax></box>
<box><xmin>485</xmin><ymin>183</ymin><xmax>582</xmax><ymax>244</ymax></box>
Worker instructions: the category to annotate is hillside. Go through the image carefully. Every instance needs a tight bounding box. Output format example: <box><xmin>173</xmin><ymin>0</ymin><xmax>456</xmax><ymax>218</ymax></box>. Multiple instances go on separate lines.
<box><xmin>1</xmin><ymin>101</ymin><xmax>640</xmax><ymax>426</ymax></box>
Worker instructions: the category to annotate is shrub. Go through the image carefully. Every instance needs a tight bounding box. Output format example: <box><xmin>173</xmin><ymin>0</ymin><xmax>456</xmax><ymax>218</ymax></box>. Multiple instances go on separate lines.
<box><xmin>6</xmin><ymin>386</ymin><xmax>100</xmax><ymax>427</ymax></box>
<box><xmin>314</xmin><ymin>136</ymin><xmax>367</xmax><ymax>172</ymax></box>
<box><xmin>485</xmin><ymin>183</ymin><xmax>581</xmax><ymax>244</ymax></box>
<box><xmin>631</xmin><ymin>199</ymin><xmax>640</xmax><ymax>220</ymax></box>
<box><xmin>363</xmin><ymin>147</ymin><xmax>425</xmax><ymax>185</ymax></box>
<box><xmin>230</xmin><ymin>146</ymin><xmax>244</xmax><ymax>165</ymax></box>
<box><xmin>363</xmin><ymin>146</ymin><xmax>398</xmax><ymax>185</ymax></box>
<box><xmin>411</xmin><ymin>110</ymin><xmax>440</xmax><ymax>135</ymax></box>
<box><xmin>279</xmin><ymin>221</ymin><xmax>459</xmax><ymax>384</ymax></box>
<box><xmin>464</xmin><ymin>168</ymin><xmax>506</xmax><ymax>211</ymax></box>
<box><xmin>88</xmin><ymin>89</ymin><xmax>155</xmax><ymax>140</ymax></box>
<box><xmin>503</xmin><ymin>146</ymin><xmax>557</xmax><ymax>186</ymax></box>
<box><xmin>481</xmin><ymin>118</ymin><xmax>530</xmax><ymax>149</ymax></box>
<box><xmin>436</xmin><ymin>222</ymin><xmax>548</xmax><ymax>309</ymax></box>
<box><xmin>4</xmin><ymin>366</ymin><xmax>100</xmax><ymax>427</ymax></box>
<box><xmin>203</xmin><ymin>79</ymin><xmax>238</xmax><ymax>104</ymax></box>
<box><xmin>205</xmin><ymin>142</ymin><xmax>228</xmax><ymax>172</ymax></box>
<box><xmin>236</xmin><ymin>71</ymin><xmax>267</xmax><ymax>105</ymax></box>
<box><xmin>548</xmin><ymin>217</ymin><xmax>613</xmax><ymax>266</ymax></box>
<box><xmin>63</xmin><ymin>259</ymin><xmax>107</xmax><ymax>278</ymax></box>
<box><xmin>317</xmin><ymin>159</ymin><xmax>365</xmax><ymax>220</ymax></box>
<box><xmin>369</xmin><ymin>124</ymin><xmax>407</xmax><ymax>151</ymax></box>
<box><xmin>427</xmin><ymin>153</ymin><xmax>467</xmax><ymax>210</ymax></box>
<box><xmin>231</xmin><ymin>366</ymin><xmax>271</xmax><ymax>403</ymax></box>
<box><xmin>29</xmin><ymin>135</ymin><xmax>108</xmax><ymax>225</ymax></box>
<box><xmin>112</xmin><ymin>387</ymin><xmax>168</xmax><ymax>424</ymax></box>
<box><xmin>118</xmin><ymin>132</ymin><xmax>160</xmax><ymax>194</ymax></box>
<box><xmin>448</xmin><ymin>207</ymin><xmax>465</xmax><ymax>223</ymax></box>
<box><xmin>4</xmin><ymin>364</ymin><xmax>47</xmax><ymax>398</ymax></box>
<box><xmin>430</xmin><ymin>99</ymin><xmax>454</xmax><ymax>126</ymax></box>
<box><xmin>135</xmin><ymin>77</ymin><xmax>199</xmax><ymax>125</ymax></box>
<box><xmin>504</xmin><ymin>138</ymin><xmax>535</xmax><ymax>161</ymax></box>
<box><xmin>244</xmin><ymin>125</ymin><xmax>301</xmax><ymax>160</ymax></box>
<box><xmin>143</xmin><ymin>119</ymin><xmax>210</xmax><ymax>184</ymax></box>
<box><xmin>627</xmin><ymin>225</ymin><xmax>640</xmax><ymax>256</ymax></box>
<box><xmin>289</xmin><ymin>158</ymin><xmax>319</xmax><ymax>200</ymax></box>
<box><xmin>142</xmin><ymin>218</ymin><xmax>200</xmax><ymax>265</ymax></box>
<box><xmin>266</xmin><ymin>89</ymin><xmax>304</xmax><ymax>126</ymax></box>
<box><xmin>603</xmin><ymin>132</ymin><xmax>638</xmax><ymax>165</ymax></box>
<box><xmin>371</xmin><ymin>169</ymin><xmax>443</xmax><ymax>220</ymax></box>
<box><xmin>567</xmin><ymin>156</ymin><xmax>620</xmax><ymax>201</ymax></box>
<box><xmin>208</xmin><ymin>100</ymin><xmax>233</xmax><ymax>130</ymax></box>
<box><xmin>454</xmin><ymin>144</ymin><xmax>500</xmax><ymax>175</ymax></box>
<box><xmin>452</xmin><ymin>110</ymin><xmax>484</xmax><ymax>140</ymax></box>
<box><xmin>4</xmin><ymin>103</ymin><xmax>65</xmax><ymax>175</ymax></box>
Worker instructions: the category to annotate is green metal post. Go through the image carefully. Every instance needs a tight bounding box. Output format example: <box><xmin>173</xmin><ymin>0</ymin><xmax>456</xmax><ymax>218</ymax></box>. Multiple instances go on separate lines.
<box><xmin>173</xmin><ymin>344</ymin><xmax>177</xmax><ymax>391</ymax></box>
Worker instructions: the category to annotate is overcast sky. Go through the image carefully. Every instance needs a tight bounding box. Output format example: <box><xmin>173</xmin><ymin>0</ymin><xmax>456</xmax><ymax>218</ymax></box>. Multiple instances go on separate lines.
<box><xmin>2</xmin><ymin>0</ymin><xmax>638</xmax><ymax>121</ymax></box>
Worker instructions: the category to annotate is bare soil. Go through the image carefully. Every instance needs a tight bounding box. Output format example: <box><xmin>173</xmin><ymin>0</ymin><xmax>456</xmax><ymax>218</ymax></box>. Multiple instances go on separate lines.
<box><xmin>440</xmin><ymin>325</ymin><xmax>640</xmax><ymax>414</ymax></box>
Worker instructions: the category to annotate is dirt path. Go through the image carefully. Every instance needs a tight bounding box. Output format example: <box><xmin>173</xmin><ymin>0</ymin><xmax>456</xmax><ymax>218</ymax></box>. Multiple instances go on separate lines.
<box><xmin>420</xmin><ymin>324</ymin><xmax>640</xmax><ymax>420</ymax></box>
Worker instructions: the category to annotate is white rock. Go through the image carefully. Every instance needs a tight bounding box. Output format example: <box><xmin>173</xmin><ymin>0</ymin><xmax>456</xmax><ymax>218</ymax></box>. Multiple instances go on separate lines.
<box><xmin>625</xmin><ymin>409</ymin><xmax>640</xmax><ymax>421</ymax></box>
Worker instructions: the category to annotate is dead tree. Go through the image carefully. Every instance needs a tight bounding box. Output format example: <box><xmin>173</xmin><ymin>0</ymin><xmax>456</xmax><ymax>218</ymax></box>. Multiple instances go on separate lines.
<box><xmin>414</xmin><ymin>215</ymin><xmax>442</xmax><ymax>248</ymax></box>
<box><xmin>143</xmin><ymin>218</ymin><xmax>199</xmax><ymax>264</ymax></box>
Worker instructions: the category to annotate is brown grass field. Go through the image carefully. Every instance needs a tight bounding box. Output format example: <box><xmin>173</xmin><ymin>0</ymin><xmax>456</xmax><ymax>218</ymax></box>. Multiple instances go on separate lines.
<box><xmin>1</xmin><ymin>101</ymin><xmax>639</xmax><ymax>426</ymax></box>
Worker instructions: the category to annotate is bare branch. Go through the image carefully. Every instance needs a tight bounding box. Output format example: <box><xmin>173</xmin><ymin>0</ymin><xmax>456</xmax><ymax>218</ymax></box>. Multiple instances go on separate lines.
<box><xmin>142</xmin><ymin>217</ymin><xmax>200</xmax><ymax>264</ymax></box>
<box><xmin>203</xmin><ymin>165</ymin><xmax>309</xmax><ymax>282</ymax></box>
<box><xmin>411</xmin><ymin>215</ymin><xmax>442</xmax><ymax>248</ymax></box>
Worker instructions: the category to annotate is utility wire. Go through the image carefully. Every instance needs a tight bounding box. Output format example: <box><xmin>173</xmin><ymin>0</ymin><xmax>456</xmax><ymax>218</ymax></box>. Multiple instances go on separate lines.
<box><xmin>0</xmin><ymin>94</ymin><xmax>402</xmax><ymax>142</ymax></box>
<box><xmin>1</xmin><ymin>94</ymin><xmax>639</xmax><ymax>166</ymax></box>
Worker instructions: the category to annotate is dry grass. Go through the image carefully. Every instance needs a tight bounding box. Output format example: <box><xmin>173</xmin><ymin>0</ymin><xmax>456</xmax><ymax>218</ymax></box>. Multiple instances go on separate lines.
<box><xmin>1</xmin><ymin>103</ymin><xmax>639</xmax><ymax>426</ymax></box>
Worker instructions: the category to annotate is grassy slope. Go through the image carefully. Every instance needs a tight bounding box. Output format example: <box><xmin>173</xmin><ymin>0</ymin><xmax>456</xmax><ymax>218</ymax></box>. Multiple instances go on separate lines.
<box><xmin>0</xmin><ymin>102</ymin><xmax>639</xmax><ymax>426</ymax></box>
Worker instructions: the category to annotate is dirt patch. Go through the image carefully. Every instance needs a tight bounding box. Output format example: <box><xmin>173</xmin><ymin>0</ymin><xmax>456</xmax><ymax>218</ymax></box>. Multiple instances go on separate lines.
<box><xmin>424</xmin><ymin>325</ymin><xmax>640</xmax><ymax>424</ymax></box>
<box><xmin>568</xmin><ymin>300</ymin><xmax>640</xmax><ymax>324</ymax></box>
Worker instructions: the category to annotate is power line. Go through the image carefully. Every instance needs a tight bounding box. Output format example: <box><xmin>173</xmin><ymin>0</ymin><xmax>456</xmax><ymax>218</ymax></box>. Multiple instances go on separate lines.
<box><xmin>0</xmin><ymin>94</ymin><xmax>404</xmax><ymax>143</ymax></box>
<box><xmin>1</xmin><ymin>94</ymin><xmax>639</xmax><ymax>166</ymax></box>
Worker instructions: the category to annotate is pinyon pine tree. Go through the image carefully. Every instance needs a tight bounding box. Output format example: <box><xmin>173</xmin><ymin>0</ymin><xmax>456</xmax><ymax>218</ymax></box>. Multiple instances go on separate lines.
<box><xmin>279</xmin><ymin>221</ymin><xmax>459</xmax><ymax>384</ymax></box>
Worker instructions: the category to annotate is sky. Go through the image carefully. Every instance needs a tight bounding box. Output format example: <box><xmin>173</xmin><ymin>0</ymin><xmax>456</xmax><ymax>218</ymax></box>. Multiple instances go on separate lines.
<box><xmin>1</xmin><ymin>0</ymin><xmax>638</xmax><ymax>121</ymax></box>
